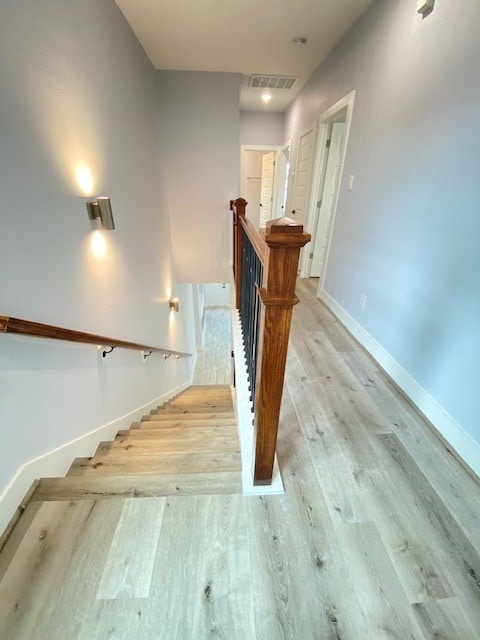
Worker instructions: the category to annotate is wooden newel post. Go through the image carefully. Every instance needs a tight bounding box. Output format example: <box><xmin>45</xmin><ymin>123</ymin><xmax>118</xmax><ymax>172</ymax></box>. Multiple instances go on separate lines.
<box><xmin>231</xmin><ymin>198</ymin><xmax>247</xmax><ymax>309</ymax></box>
<box><xmin>253</xmin><ymin>217</ymin><xmax>311</xmax><ymax>485</ymax></box>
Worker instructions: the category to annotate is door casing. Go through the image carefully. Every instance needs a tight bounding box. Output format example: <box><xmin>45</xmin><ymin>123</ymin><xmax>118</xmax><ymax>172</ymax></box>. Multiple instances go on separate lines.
<box><xmin>298</xmin><ymin>91</ymin><xmax>356</xmax><ymax>281</ymax></box>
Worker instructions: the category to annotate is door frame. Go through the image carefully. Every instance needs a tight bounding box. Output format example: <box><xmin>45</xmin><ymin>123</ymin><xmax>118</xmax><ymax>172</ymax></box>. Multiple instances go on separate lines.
<box><xmin>240</xmin><ymin>145</ymin><xmax>280</xmax><ymax>220</ymax></box>
<box><xmin>299</xmin><ymin>91</ymin><xmax>356</xmax><ymax>280</ymax></box>
<box><xmin>275</xmin><ymin>139</ymin><xmax>292</xmax><ymax>216</ymax></box>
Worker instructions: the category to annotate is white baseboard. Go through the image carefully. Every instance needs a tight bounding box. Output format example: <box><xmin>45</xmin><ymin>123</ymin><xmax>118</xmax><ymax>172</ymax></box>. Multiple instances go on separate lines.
<box><xmin>231</xmin><ymin>310</ymin><xmax>284</xmax><ymax>495</ymax></box>
<box><xmin>0</xmin><ymin>380</ymin><xmax>190</xmax><ymax>538</ymax></box>
<box><xmin>319</xmin><ymin>288</ymin><xmax>480</xmax><ymax>478</ymax></box>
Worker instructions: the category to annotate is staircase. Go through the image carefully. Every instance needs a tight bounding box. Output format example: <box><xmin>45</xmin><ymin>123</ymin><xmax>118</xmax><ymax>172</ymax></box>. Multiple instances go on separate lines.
<box><xmin>32</xmin><ymin>385</ymin><xmax>243</xmax><ymax>501</ymax></box>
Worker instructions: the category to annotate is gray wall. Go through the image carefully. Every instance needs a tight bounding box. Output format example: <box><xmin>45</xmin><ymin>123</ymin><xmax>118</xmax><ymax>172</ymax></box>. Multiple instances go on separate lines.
<box><xmin>0</xmin><ymin>1</ymin><xmax>196</xmax><ymax>504</ymax></box>
<box><xmin>157</xmin><ymin>71</ymin><xmax>242</xmax><ymax>283</ymax></box>
<box><xmin>240</xmin><ymin>111</ymin><xmax>285</xmax><ymax>146</ymax></box>
<box><xmin>285</xmin><ymin>0</ymin><xmax>480</xmax><ymax>449</ymax></box>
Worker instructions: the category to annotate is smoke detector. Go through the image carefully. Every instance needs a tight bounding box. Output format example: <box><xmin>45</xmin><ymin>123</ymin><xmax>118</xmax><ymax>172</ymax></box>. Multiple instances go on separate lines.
<box><xmin>292</xmin><ymin>36</ymin><xmax>307</xmax><ymax>47</ymax></box>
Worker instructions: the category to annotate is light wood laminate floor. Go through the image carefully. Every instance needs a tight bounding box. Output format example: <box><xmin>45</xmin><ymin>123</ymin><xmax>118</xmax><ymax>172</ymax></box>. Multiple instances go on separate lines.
<box><xmin>1</xmin><ymin>279</ymin><xmax>479</xmax><ymax>639</ymax></box>
<box><xmin>193</xmin><ymin>308</ymin><xmax>232</xmax><ymax>386</ymax></box>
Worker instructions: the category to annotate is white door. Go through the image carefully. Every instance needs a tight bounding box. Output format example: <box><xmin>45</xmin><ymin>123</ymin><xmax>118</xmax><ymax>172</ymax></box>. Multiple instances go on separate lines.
<box><xmin>290</xmin><ymin>125</ymin><xmax>317</xmax><ymax>225</ymax></box>
<box><xmin>242</xmin><ymin>150</ymin><xmax>264</xmax><ymax>228</ymax></box>
<box><xmin>259</xmin><ymin>152</ymin><xmax>275</xmax><ymax>227</ymax></box>
<box><xmin>272</xmin><ymin>143</ymin><xmax>291</xmax><ymax>218</ymax></box>
<box><xmin>310</xmin><ymin>123</ymin><xmax>345</xmax><ymax>278</ymax></box>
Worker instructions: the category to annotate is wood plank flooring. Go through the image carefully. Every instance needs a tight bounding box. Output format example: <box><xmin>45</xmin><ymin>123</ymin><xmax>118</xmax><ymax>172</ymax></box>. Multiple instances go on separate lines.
<box><xmin>1</xmin><ymin>278</ymin><xmax>479</xmax><ymax>639</ymax></box>
<box><xmin>193</xmin><ymin>308</ymin><xmax>232</xmax><ymax>385</ymax></box>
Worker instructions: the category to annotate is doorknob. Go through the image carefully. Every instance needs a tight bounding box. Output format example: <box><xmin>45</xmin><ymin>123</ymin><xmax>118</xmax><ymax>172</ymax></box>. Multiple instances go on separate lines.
<box><xmin>259</xmin><ymin>203</ymin><xmax>262</xmax><ymax>207</ymax></box>
<box><xmin>291</xmin><ymin>209</ymin><xmax>296</xmax><ymax>214</ymax></box>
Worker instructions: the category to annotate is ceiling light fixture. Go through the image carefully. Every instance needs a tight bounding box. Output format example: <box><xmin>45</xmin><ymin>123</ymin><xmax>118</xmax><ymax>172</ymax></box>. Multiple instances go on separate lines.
<box><xmin>261</xmin><ymin>93</ymin><xmax>272</xmax><ymax>103</ymax></box>
<box><xmin>292</xmin><ymin>36</ymin><xmax>307</xmax><ymax>47</ymax></box>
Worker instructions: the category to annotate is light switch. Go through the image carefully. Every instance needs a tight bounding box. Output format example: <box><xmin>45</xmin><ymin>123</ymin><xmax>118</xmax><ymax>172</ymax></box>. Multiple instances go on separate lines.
<box><xmin>348</xmin><ymin>175</ymin><xmax>355</xmax><ymax>191</ymax></box>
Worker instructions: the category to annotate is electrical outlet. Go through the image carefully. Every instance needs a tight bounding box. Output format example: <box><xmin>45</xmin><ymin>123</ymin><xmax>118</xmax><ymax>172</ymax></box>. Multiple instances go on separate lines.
<box><xmin>359</xmin><ymin>294</ymin><xmax>367</xmax><ymax>309</ymax></box>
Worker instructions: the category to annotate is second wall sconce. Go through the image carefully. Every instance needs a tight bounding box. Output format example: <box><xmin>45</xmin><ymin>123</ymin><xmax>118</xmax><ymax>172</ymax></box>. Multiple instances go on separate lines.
<box><xmin>86</xmin><ymin>197</ymin><xmax>115</xmax><ymax>230</ymax></box>
<box><xmin>169</xmin><ymin>297</ymin><xmax>180</xmax><ymax>312</ymax></box>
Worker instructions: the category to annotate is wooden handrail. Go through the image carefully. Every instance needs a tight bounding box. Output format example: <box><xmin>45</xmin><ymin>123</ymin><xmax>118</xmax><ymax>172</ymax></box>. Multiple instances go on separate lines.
<box><xmin>230</xmin><ymin>198</ymin><xmax>311</xmax><ymax>485</ymax></box>
<box><xmin>0</xmin><ymin>316</ymin><xmax>191</xmax><ymax>358</ymax></box>
<box><xmin>240</xmin><ymin>217</ymin><xmax>267</xmax><ymax>265</ymax></box>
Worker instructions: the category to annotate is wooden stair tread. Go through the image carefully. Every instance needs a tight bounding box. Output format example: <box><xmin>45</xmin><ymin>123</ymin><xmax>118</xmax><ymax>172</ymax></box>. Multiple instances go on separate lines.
<box><xmin>160</xmin><ymin>403</ymin><xmax>233</xmax><ymax>411</ymax></box>
<box><xmin>153</xmin><ymin>407</ymin><xmax>234</xmax><ymax>414</ymax></box>
<box><xmin>173</xmin><ymin>396</ymin><xmax>232</xmax><ymax>403</ymax></box>
<box><xmin>67</xmin><ymin>451</ymin><xmax>242</xmax><ymax>476</ymax></box>
<box><xmin>96</xmin><ymin>435</ymin><xmax>240</xmax><ymax>455</ymax></box>
<box><xmin>127</xmin><ymin>420</ymin><xmax>237</xmax><ymax>433</ymax></box>
<box><xmin>32</xmin><ymin>471</ymin><xmax>242</xmax><ymax>501</ymax></box>
<box><xmin>143</xmin><ymin>412</ymin><xmax>235</xmax><ymax>421</ymax></box>
<box><xmin>187</xmin><ymin>385</ymin><xmax>230</xmax><ymax>390</ymax></box>
<box><xmin>110</xmin><ymin>427</ymin><xmax>238</xmax><ymax>443</ymax></box>
<box><xmin>164</xmin><ymin>393</ymin><xmax>232</xmax><ymax>401</ymax></box>
<box><xmin>117</xmin><ymin>424</ymin><xmax>238</xmax><ymax>437</ymax></box>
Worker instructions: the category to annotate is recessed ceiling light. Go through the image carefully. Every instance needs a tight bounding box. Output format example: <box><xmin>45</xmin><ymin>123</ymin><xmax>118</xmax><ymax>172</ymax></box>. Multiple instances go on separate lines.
<box><xmin>292</xmin><ymin>36</ymin><xmax>307</xmax><ymax>47</ymax></box>
<box><xmin>261</xmin><ymin>93</ymin><xmax>272</xmax><ymax>103</ymax></box>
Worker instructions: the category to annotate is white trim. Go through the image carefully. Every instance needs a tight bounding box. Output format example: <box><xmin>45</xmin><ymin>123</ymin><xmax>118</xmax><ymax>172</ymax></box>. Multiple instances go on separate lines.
<box><xmin>300</xmin><ymin>90</ymin><xmax>356</xmax><ymax>279</ymax></box>
<box><xmin>0</xmin><ymin>380</ymin><xmax>191</xmax><ymax>537</ymax></box>
<box><xmin>318</xmin><ymin>288</ymin><xmax>480</xmax><ymax>477</ymax></box>
<box><xmin>273</xmin><ymin>138</ymin><xmax>292</xmax><ymax>218</ymax></box>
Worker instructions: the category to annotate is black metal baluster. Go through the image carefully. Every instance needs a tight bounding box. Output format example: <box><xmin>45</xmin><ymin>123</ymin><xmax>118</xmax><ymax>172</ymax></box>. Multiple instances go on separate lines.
<box><xmin>239</xmin><ymin>228</ymin><xmax>264</xmax><ymax>411</ymax></box>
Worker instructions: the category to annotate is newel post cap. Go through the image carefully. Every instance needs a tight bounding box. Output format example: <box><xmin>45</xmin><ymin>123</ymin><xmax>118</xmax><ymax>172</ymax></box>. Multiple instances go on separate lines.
<box><xmin>264</xmin><ymin>216</ymin><xmax>311</xmax><ymax>248</ymax></box>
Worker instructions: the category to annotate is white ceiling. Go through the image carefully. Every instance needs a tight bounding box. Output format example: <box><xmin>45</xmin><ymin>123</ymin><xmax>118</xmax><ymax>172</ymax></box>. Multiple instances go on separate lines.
<box><xmin>115</xmin><ymin>0</ymin><xmax>375</xmax><ymax>112</ymax></box>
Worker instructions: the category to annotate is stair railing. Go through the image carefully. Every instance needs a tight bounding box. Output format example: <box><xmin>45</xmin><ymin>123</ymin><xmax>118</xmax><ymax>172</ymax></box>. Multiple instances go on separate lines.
<box><xmin>230</xmin><ymin>198</ymin><xmax>311</xmax><ymax>485</ymax></box>
<box><xmin>0</xmin><ymin>316</ymin><xmax>191</xmax><ymax>359</ymax></box>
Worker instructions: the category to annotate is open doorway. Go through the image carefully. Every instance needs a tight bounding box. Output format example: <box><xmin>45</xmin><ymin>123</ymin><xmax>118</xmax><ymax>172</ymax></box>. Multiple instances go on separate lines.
<box><xmin>299</xmin><ymin>91</ymin><xmax>355</xmax><ymax>283</ymax></box>
<box><xmin>240</xmin><ymin>144</ymin><xmax>290</xmax><ymax>228</ymax></box>
<box><xmin>205</xmin><ymin>283</ymin><xmax>230</xmax><ymax>307</ymax></box>
<box><xmin>193</xmin><ymin>282</ymin><xmax>232</xmax><ymax>385</ymax></box>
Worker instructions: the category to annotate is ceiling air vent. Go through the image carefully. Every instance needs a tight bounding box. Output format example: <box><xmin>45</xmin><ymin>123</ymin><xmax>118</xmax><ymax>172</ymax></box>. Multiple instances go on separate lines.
<box><xmin>249</xmin><ymin>75</ymin><xmax>298</xmax><ymax>90</ymax></box>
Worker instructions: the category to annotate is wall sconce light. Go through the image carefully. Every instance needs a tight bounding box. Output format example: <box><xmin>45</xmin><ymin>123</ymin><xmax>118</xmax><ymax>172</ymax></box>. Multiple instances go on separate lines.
<box><xmin>169</xmin><ymin>297</ymin><xmax>180</xmax><ymax>312</ymax></box>
<box><xmin>417</xmin><ymin>0</ymin><xmax>434</xmax><ymax>14</ymax></box>
<box><xmin>86</xmin><ymin>197</ymin><xmax>115</xmax><ymax>230</ymax></box>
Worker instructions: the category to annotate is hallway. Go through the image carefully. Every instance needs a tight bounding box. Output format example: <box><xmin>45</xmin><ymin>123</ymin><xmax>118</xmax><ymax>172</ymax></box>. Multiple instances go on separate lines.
<box><xmin>0</xmin><ymin>280</ymin><xmax>479</xmax><ymax>639</ymax></box>
<box><xmin>193</xmin><ymin>307</ymin><xmax>231</xmax><ymax>386</ymax></box>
